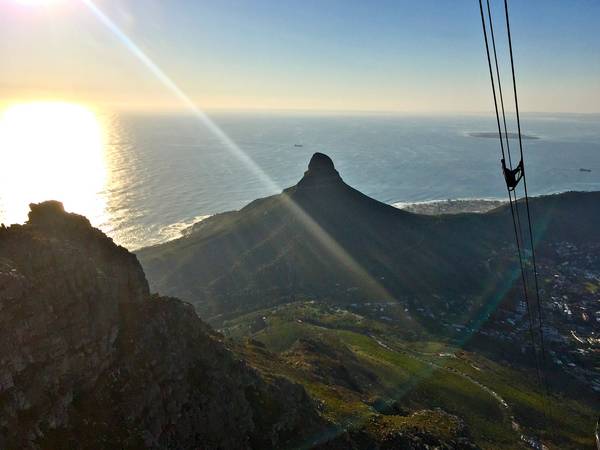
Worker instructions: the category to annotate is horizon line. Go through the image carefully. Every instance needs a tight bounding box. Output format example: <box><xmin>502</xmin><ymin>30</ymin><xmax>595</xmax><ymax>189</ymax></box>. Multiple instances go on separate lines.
<box><xmin>1</xmin><ymin>99</ymin><xmax>599</xmax><ymax>117</ymax></box>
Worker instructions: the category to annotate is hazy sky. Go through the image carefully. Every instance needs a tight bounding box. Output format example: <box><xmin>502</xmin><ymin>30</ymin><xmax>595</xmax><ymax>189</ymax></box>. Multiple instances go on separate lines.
<box><xmin>1</xmin><ymin>0</ymin><xmax>599</xmax><ymax>113</ymax></box>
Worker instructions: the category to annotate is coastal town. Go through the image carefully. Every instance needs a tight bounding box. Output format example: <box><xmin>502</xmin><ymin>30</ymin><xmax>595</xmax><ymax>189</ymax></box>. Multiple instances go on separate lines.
<box><xmin>320</xmin><ymin>238</ymin><xmax>600</xmax><ymax>396</ymax></box>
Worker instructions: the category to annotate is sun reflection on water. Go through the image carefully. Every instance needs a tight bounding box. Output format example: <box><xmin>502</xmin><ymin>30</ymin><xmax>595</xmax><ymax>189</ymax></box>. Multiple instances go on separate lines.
<box><xmin>0</xmin><ymin>102</ymin><xmax>108</xmax><ymax>226</ymax></box>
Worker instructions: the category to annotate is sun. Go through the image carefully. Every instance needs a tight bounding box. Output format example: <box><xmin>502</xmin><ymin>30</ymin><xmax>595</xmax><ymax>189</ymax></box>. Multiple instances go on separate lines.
<box><xmin>0</xmin><ymin>102</ymin><xmax>107</xmax><ymax>226</ymax></box>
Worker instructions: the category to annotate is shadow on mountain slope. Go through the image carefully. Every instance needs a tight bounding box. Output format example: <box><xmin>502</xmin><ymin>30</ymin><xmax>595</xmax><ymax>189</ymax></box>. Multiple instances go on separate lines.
<box><xmin>137</xmin><ymin>153</ymin><xmax>600</xmax><ymax>325</ymax></box>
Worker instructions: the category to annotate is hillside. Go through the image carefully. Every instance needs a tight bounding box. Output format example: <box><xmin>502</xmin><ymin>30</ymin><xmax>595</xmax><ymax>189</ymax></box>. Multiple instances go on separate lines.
<box><xmin>226</xmin><ymin>301</ymin><xmax>597</xmax><ymax>449</ymax></box>
<box><xmin>1</xmin><ymin>201</ymin><xmax>509</xmax><ymax>449</ymax></box>
<box><xmin>137</xmin><ymin>153</ymin><xmax>600</xmax><ymax>324</ymax></box>
<box><xmin>134</xmin><ymin>153</ymin><xmax>600</xmax><ymax>448</ymax></box>
<box><xmin>0</xmin><ymin>201</ymin><xmax>323</xmax><ymax>449</ymax></box>
<box><xmin>3</xmin><ymin>192</ymin><xmax>596</xmax><ymax>448</ymax></box>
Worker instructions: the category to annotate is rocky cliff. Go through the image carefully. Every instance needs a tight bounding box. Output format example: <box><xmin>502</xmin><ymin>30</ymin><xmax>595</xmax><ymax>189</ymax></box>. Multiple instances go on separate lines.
<box><xmin>0</xmin><ymin>201</ymin><xmax>322</xmax><ymax>449</ymax></box>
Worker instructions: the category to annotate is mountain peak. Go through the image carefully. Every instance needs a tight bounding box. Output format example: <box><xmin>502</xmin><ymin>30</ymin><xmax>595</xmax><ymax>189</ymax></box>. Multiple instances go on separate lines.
<box><xmin>298</xmin><ymin>152</ymin><xmax>342</xmax><ymax>188</ymax></box>
<box><xmin>27</xmin><ymin>200</ymin><xmax>92</xmax><ymax>231</ymax></box>
<box><xmin>308</xmin><ymin>152</ymin><xmax>336</xmax><ymax>172</ymax></box>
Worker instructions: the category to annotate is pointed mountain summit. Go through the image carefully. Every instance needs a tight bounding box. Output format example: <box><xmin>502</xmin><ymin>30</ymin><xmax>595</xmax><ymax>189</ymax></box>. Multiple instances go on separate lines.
<box><xmin>297</xmin><ymin>152</ymin><xmax>342</xmax><ymax>188</ymax></box>
<box><xmin>287</xmin><ymin>153</ymin><xmax>408</xmax><ymax>223</ymax></box>
<box><xmin>137</xmin><ymin>154</ymin><xmax>600</xmax><ymax>324</ymax></box>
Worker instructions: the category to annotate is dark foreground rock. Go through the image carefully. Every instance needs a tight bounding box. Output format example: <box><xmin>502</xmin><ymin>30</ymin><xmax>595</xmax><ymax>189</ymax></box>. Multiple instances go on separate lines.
<box><xmin>0</xmin><ymin>201</ymin><xmax>322</xmax><ymax>449</ymax></box>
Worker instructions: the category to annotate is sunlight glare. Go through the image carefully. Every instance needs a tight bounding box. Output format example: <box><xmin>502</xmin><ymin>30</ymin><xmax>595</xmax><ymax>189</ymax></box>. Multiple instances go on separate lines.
<box><xmin>0</xmin><ymin>102</ymin><xmax>107</xmax><ymax>226</ymax></box>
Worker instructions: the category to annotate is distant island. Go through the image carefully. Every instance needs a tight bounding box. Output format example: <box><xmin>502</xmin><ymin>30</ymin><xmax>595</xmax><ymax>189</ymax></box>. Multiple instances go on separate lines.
<box><xmin>469</xmin><ymin>131</ymin><xmax>540</xmax><ymax>140</ymax></box>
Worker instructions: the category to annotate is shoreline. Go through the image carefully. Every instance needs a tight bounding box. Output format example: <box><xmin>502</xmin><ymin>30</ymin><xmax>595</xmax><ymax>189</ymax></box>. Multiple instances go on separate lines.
<box><xmin>392</xmin><ymin>198</ymin><xmax>507</xmax><ymax>215</ymax></box>
<box><xmin>150</xmin><ymin>191</ymin><xmax>592</xmax><ymax>247</ymax></box>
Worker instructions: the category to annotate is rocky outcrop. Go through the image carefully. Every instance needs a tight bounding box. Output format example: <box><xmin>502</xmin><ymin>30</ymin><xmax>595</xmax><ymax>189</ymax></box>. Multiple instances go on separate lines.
<box><xmin>0</xmin><ymin>201</ymin><xmax>323</xmax><ymax>449</ymax></box>
<box><xmin>298</xmin><ymin>152</ymin><xmax>342</xmax><ymax>188</ymax></box>
<box><xmin>283</xmin><ymin>338</ymin><xmax>379</xmax><ymax>393</ymax></box>
<box><xmin>315</xmin><ymin>409</ymin><xmax>480</xmax><ymax>450</ymax></box>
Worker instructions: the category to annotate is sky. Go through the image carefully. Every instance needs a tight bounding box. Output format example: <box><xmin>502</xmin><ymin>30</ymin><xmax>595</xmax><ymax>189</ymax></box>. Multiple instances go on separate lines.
<box><xmin>1</xmin><ymin>0</ymin><xmax>599</xmax><ymax>113</ymax></box>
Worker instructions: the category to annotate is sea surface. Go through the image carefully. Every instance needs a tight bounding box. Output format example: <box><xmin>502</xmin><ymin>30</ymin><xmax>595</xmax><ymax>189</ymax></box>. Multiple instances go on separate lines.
<box><xmin>2</xmin><ymin>111</ymin><xmax>600</xmax><ymax>250</ymax></box>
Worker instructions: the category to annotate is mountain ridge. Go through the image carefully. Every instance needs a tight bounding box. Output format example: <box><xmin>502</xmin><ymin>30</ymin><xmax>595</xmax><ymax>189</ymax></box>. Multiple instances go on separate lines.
<box><xmin>137</xmin><ymin>153</ymin><xmax>600</xmax><ymax>324</ymax></box>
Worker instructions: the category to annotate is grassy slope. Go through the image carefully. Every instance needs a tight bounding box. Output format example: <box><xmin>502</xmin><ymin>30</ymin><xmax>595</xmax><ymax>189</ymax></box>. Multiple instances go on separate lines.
<box><xmin>227</xmin><ymin>301</ymin><xmax>596</xmax><ymax>450</ymax></box>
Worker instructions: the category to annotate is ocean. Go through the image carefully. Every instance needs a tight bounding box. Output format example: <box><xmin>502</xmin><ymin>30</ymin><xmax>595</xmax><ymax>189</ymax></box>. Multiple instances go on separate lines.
<box><xmin>3</xmin><ymin>111</ymin><xmax>600</xmax><ymax>250</ymax></box>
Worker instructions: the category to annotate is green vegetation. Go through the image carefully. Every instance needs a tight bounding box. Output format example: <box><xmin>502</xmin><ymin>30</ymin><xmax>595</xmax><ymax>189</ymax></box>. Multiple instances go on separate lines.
<box><xmin>584</xmin><ymin>281</ymin><xmax>598</xmax><ymax>294</ymax></box>
<box><xmin>138</xmin><ymin>158</ymin><xmax>599</xmax><ymax>448</ymax></box>
<box><xmin>226</xmin><ymin>301</ymin><xmax>596</xmax><ymax>449</ymax></box>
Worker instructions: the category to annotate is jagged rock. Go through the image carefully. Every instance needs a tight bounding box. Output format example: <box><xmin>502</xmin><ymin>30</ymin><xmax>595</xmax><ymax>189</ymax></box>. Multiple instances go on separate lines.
<box><xmin>315</xmin><ymin>409</ymin><xmax>480</xmax><ymax>450</ymax></box>
<box><xmin>0</xmin><ymin>201</ymin><xmax>323</xmax><ymax>449</ymax></box>
<box><xmin>283</xmin><ymin>338</ymin><xmax>379</xmax><ymax>393</ymax></box>
<box><xmin>27</xmin><ymin>200</ymin><xmax>90</xmax><ymax>231</ymax></box>
<box><xmin>298</xmin><ymin>152</ymin><xmax>342</xmax><ymax>188</ymax></box>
